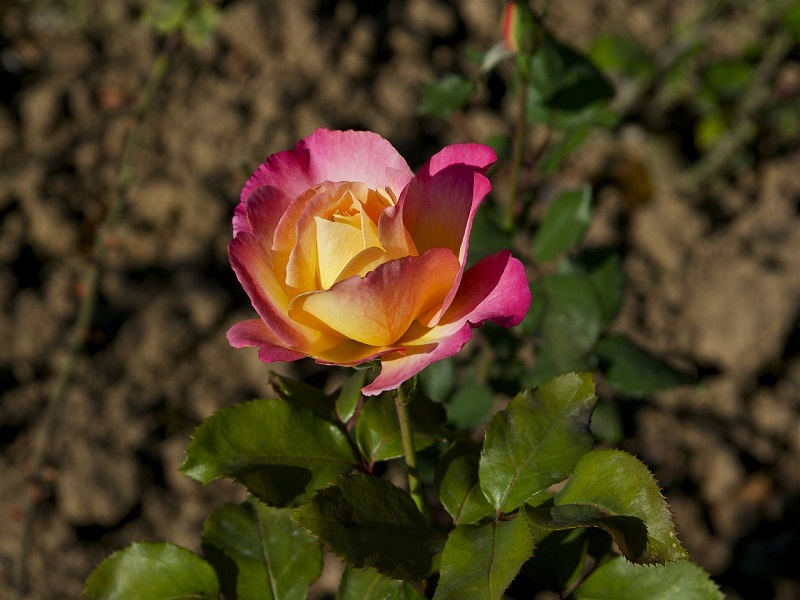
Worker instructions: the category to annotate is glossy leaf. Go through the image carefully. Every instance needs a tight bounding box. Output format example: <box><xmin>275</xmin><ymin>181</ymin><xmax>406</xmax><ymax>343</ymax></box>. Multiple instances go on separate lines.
<box><xmin>355</xmin><ymin>393</ymin><xmax>445</xmax><ymax>465</ymax></box>
<box><xmin>435</xmin><ymin>441</ymin><xmax>494</xmax><ymax>525</ymax></box>
<box><xmin>574</xmin><ymin>555</ymin><xmax>724</xmax><ymax>599</ymax></box>
<box><xmin>335</xmin><ymin>369</ymin><xmax>366</xmax><ymax>423</ymax></box>
<box><xmin>270</xmin><ymin>372</ymin><xmax>335</xmax><ymax>419</ymax></box>
<box><xmin>595</xmin><ymin>334</ymin><xmax>694</xmax><ymax>396</ymax></box>
<box><xmin>338</xmin><ymin>567</ymin><xmax>425</xmax><ymax>600</ymax></box>
<box><xmin>479</xmin><ymin>373</ymin><xmax>596</xmax><ymax>513</ymax></box>
<box><xmin>83</xmin><ymin>542</ymin><xmax>218</xmax><ymax>600</ymax></box>
<box><xmin>417</xmin><ymin>74</ymin><xmax>474</xmax><ymax>118</ymax></box>
<box><xmin>532</xmin><ymin>185</ymin><xmax>593</xmax><ymax>262</ymax></box>
<box><xmin>446</xmin><ymin>381</ymin><xmax>495</xmax><ymax>430</ymax></box>
<box><xmin>181</xmin><ymin>399</ymin><xmax>359</xmax><ymax>506</ymax></box>
<box><xmin>292</xmin><ymin>474</ymin><xmax>444</xmax><ymax>580</ymax></box>
<box><xmin>433</xmin><ymin>517</ymin><xmax>534</xmax><ymax>600</ymax></box>
<box><xmin>553</xmin><ymin>450</ymin><xmax>689</xmax><ymax>564</ymax></box>
<box><xmin>202</xmin><ymin>500</ymin><xmax>322</xmax><ymax>600</ymax></box>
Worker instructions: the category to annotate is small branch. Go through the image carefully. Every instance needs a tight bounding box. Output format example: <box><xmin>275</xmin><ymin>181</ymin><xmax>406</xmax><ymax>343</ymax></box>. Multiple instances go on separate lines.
<box><xmin>14</xmin><ymin>38</ymin><xmax>175</xmax><ymax>600</ymax></box>
<box><xmin>504</xmin><ymin>58</ymin><xmax>529</xmax><ymax>233</ymax></box>
<box><xmin>394</xmin><ymin>385</ymin><xmax>424</xmax><ymax>514</ymax></box>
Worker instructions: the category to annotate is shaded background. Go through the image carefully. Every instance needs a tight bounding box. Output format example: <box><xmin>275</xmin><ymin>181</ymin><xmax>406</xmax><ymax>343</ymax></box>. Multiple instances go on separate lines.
<box><xmin>1</xmin><ymin>0</ymin><xmax>799</xmax><ymax>598</ymax></box>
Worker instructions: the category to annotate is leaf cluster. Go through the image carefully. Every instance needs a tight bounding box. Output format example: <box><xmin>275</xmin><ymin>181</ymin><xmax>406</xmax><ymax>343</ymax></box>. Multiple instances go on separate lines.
<box><xmin>83</xmin><ymin>373</ymin><xmax>721</xmax><ymax>599</ymax></box>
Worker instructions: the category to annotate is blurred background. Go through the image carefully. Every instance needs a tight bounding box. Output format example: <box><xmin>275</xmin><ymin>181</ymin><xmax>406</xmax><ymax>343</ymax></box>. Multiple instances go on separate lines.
<box><xmin>1</xmin><ymin>1</ymin><xmax>799</xmax><ymax>598</ymax></box>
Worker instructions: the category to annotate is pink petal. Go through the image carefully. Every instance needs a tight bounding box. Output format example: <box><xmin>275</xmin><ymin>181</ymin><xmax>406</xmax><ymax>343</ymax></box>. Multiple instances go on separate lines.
<box><xmin>361</xmin><ymin>323</ymin><xmax>473</xmax><ymax>396</ymax></box>
<box><xmin>242</xmin><ymin>185</ymin><xmax>293</xmax><ymax>243</ymax></box>
<box><xmin>229</xmin><ymin>233</ymin><xmax>329</xmax><ymax>349</ymax></box>
<box><xmin>442</xmin><ymin>250</ymin><xmax>531</xmax><ymax>328</ymax></box>
<box><xmin>419</xmin><ymin>143</ymin><xmax>497</xmax><ymax>178</ymax></box>
<box><xmin>242</xmin><ymin>129</ymin><xmax>414</xmax><ymax>203</ymax></box>
<box><xmin>227</xmin><ymin>319</ymin><xmax>308</xmax><ymax>363</ymax></box>
<box><xmin>289</xmin><ymin>248</ymin><xmax>460</xmax><ymax>347</ymax></box>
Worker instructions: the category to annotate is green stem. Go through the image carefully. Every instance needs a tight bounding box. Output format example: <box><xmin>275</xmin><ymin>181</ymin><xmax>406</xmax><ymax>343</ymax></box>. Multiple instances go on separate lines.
<box><xmin>504</xmin><ymin>59</ymin><xmax>528</xmax><ymax>233</ymax></box>
<box><xmin>14</xmin><ymin>39</ymin><xmax>174</xmax><ymax>600</ymax></box>
<box><xmin>394</xmin><ymin>385</ymin><xmax>424</xmax><ymax>513</ymax></box>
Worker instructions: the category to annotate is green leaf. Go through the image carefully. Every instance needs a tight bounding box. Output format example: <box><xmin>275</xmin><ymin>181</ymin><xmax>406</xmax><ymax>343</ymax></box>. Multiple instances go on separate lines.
<box><xmin>553</xmin><ymin>450</ymin><xmax>689</xmax><ymax>564</ymax></box>
<box><xmin>466</xmin><ymin>202</ymin><xmax>512</xmax><ymax>266</ymax></box>
<box><xmin>583</xmin><ymin>250</ymin><xmax>626</xmax><ymax>326</ymax></box>
<box><xmin>525</xmin><ymin>503</ymin><xmax>649</xmax><ymax>563</ymax></box>
<box><xmin>595</xmin><ymin>334</ymin><xmax>694</xmax><ymax>396</ymax></box>
<box><xmin>355</xmin><ymin>393</ymin><xmax>445</xmax><ymax>465</ymax></box>
<box><xmin>433</xmin><ymin>517</ymin><xmax>534</xmax><ymax>600</ymax></box>
<box><xmin>435</xmin><ymin>441</ymin><xmax>495</xmax><ymax>525</ymax></box>
<box><xmin>446</xmin><ymin>381</ymin><xmax>495</xmax><ymax>430</ymax></box>
<box><xmin>704</xmin><ymin>60</ymin><xmax>752</xmax><ymax>99</ymax></box>
<box><xmin>417</xmin><ymin>74</ymin><xmax>475</xmax><ymax>118</ymax></box>
<box><xmin>574</xmin><ymin>555</ymin><xmax>724</xmax><ymax>600</ymax></box>
<box><xmin>338</xmin><ymin>567</ymin><xmax>425</xmax><ymax>600</ymax></box>
<box><xmin>202</xmin><ymin>499</ymin><xmax>322</xmax><ymax>600</ymax></box>
<box><xmin>527</xmin><ymin>34</ymin><xmax>614</xmax><ymax>126</ymax></box>
<box><xmin>293</xmin><ymin>474</ymin><xmax>444</xmax><ymax>580</ymax></box>
<box><xmin>479</xmin><ymin>373</ymin><xmax>597</xmax><ymax>513</ymax></box>
<box><xmin>181</xmin><ymin>399</ymin><xmax>359</xmax><ymax>506</ymax></box>
<box><xmin>83</xmin><ymin>542</ymin><xmax>219</xmax><ymax>600</ymax></box>
<box><xmin>182</xmin><ymin>2</ymin><xmax>220</xmax><ymax>48</ymax></box>
<box><xmin>524</xmin><ymin>272</ymin><xmax>603</xmax><ymax>387</ymax></box>
<box><xmin>335</xmin><ymin>370</ymin><xmax>366</xmax><ymax>423</ymax></box>
<box><xmin>520</xmin><ymin>529</ymin><xmax>588</xmax><ymax>592</ymax></box>
<box><xmin>269</xmin><ymin>372</ymin><xmax>335</xmax><ymax>419</ymax></box>
<box><xmin>420</xmin><ymin>357</ymin><xmax>455</xmax><ymax>404</ymax></box>
<box><xmin>589</xmin><ymin>34</ymin><xmax>656</xmax><ymax>79</ymax></box>
<box><xmin>533</xmin><ymin>185</ymin><xmax>593</xmax><ymax>261</ymax></box>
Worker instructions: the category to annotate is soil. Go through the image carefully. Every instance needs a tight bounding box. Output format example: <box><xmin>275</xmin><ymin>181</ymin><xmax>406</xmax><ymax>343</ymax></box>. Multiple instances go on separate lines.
<box><xmin>1</xmin><ymin>1</ymin><xmax>799</xmax><ymax>599</ymax></box>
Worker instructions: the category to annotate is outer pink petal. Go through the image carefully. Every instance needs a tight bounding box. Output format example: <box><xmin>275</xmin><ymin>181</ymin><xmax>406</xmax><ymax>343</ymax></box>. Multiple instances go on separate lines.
<box><xmin>242</xmin><ymin>185</ymin><xmax>293</xmax><ymax>243</ymax></box>
<box><xmin>361</xmin><ymin>323</ymin><xmax>473</xmax><ymax>396</ymax></box>
<box><xmin>442</xmin><ymin>250</ymin><xmax>531</xmax><ymax>328</ymax></box>
<box><xmin>242</xmin><ymin>129</ymin><xmax>414</xmax><ymax>202</ymax></box>
<box><xmin>227</xmin><ymin>319</ymin><xmax>308</xmax><ymax>362</ymax></box>
<box><xmin>419</xmin><ymin>143</ymin><xmax>497</xmax><ymax>178</ymax></box>
<box><xmin>229</xmin><ymin>233</ymin><xmax>320</xmax><ymax>349</ymax></box>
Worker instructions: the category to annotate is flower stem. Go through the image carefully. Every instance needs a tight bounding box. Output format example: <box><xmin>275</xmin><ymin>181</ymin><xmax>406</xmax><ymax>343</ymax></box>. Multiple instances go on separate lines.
<box><xmin>394</xmin><ymin>385</ymin><xmax>424</xmax><ymax>513</ymax></box>
<box><xmin>504</xmin><ymin>57</ymin><xmax>528</xmax><ymax>233</ymax></box>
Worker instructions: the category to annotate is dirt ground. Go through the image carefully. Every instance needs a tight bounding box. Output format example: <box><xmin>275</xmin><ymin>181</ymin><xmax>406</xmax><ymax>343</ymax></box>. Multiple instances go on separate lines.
<box><xmin>1</xmin><ymin>1</ymin><xmax>799</xmax><ymax>598</ymax></box>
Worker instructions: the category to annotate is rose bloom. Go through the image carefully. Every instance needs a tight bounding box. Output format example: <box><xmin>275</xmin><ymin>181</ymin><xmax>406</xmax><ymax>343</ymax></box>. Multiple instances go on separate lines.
<box><xmin>228</xmin><ymin>129</ymin><xmax>531</xmax><ymax>395</ymax></box>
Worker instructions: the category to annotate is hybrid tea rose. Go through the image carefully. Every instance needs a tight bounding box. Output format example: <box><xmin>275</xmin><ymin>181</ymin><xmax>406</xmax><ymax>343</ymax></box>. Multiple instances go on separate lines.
<box><xmin>228</xmin><ymin>129</ymin><xmax>531</xmax><ymax>395</ymax></box>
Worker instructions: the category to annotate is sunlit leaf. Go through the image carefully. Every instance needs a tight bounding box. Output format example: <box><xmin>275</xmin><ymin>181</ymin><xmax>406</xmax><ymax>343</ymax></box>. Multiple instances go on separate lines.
<box><xmin>181</xmin><ymin>399</ymin><xmax>360</xmax><ymax>506</ymax></box>
<box><xmin>433</xmin><ymin>517</ymin><xmax>534</xmax><ymax>600</ymax></box>
<box><xmin>293</xmin><ymin>474</ymin><xmax>444</xmax><ymax>580</ymax></box>
<box><xmin>202</xmin><ymin>500</ymin><xmax>322</xmax><ymax>600</ymax></box>
<box><xmin>595</xmin><ymin>334</ymin><xmax>694</xmax><ymax>396</ymax></box>
<box><xmin>417</xmin><ymin>74</ymin><xmax>474</xmax><ymax>118</ymax></box>
<box><xmin>479</xmin><ymin>373</ymin><xmax>596</xmax><ymax>513</ymax></box>
<box><xmin>338</xmin><ymin>567</ymin><xmax>425</xmax><ymax>600</ymax></box>
<box><xmin>574</xmin><ymin>555</ymin><xmax>724</xmax><ymax>599</ymax></box>
<box><xmin>83</xmin><ymin>542</ymin><xmax>218</xmax><ymax>600</ymax></box>
<box><xmin>590</xmin><ymin>34</ymin><xmax>656</xmax><ymax>79</ymax></box>
<box><xmin>355</xmin><ymin>393</ymin><xmax>445</xmax><ymax>465</ymax></box>
<box><xmin>435</xmin><ymin>441</ymin><xmax>494</xmax><ymax>525</ymax></box>
<box><xmin>552</xmin><ymin>450</ymin><xmax>689</xmax><ymax>564</ymax></box>
<box><xmin>532</xmin><ymin>185</ymin><xmax>593</xmax><ymax>262</ymax></box>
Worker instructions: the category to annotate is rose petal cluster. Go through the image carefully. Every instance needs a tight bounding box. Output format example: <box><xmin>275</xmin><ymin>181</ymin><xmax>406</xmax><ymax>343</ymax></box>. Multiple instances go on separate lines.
<box><xmin>228</xmin><ymin>129</ymin><xmax>531</xmax><ymax>395</ymax></box>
